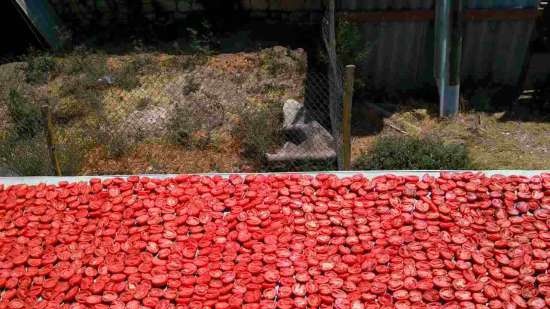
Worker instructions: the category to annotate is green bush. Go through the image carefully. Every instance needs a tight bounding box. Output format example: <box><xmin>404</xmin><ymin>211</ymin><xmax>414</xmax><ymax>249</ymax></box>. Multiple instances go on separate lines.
<box><xmin>233</xmin><ymin>103</ymin><xmax>283</xmax><ymax>162</ymax></box>
<box><xmin>24</xmin><ymin>53</ymin><xmax>57</xmax><ymax>84</ymax></box>
<box><xmin>354</xmin><ymin>136</ymin><xmax>472</xmax><ymax>170</ymax></box>
<box><xmin>0</xmin><ymin>134</ymin><xmax>51</xmax><ymax>176</ymax></box>
<box><xmin>7</xmin><ymin>89</ymin><xmax>43</xmax><ymax>139</ymax></box>
<box><xmin>105</xmin><ymin>134</ymin><xmax>132</xmax><ymax>159</ymax></box>
<box><xmin>56</xmin><ymin>141</ymin><xmax>88</xmax><ymax>175</ymax></box>
<box><xmin>336</xmin><ymin>19</ymin><xmax>369</xmax><ymax>66</ymax></box>
<box><xmin>52</xmin><ymin>98</ymin><xmax>92</xmax><ymax>124</ymax></box>
<box><xmin>169</xmin><ymin>104</ymin><xmax>211</xmax><ymax>150</ymax></box>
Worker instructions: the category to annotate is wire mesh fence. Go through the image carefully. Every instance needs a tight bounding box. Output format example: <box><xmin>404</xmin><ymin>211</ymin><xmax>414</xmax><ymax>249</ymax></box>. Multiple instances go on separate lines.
<box><xmin>0</xmin><ymin>3</ymin><xmax>348</xmax><ymax>176</ymax></box>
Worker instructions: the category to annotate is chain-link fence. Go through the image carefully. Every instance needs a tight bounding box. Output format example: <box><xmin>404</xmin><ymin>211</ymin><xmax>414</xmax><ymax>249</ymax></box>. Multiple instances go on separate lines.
<box><xmin>0</xmin><ymin>3</ymin><xmax>348</xmax><ymax>176</ymax></box>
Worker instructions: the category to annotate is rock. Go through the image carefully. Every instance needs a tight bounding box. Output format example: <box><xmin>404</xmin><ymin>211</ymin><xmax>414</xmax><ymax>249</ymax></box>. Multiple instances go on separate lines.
<box><xmin>97</xmin><ymin>75</ymin><xmax>114</xmax><ymax>85</ymax></box>
<box><xmin>267</xmin><ymin>121</ymin><xmax>336</xmax><ymax>162</ymax></box>
<box><xmin>283</xmin><ymin>99</ymin><xmax>305</xmax><ymax>129</ymax></box>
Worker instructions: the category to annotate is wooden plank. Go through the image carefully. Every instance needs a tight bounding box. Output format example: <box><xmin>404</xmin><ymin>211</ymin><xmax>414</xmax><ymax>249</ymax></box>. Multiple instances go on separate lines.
<box><xmin>13</xmin><ymin>0</ymin><xmax>62</xmax><ymax>49</ymax></box>
<box><xmin>465</xmin><ymin>9</ymin><xmax>538</xmax><ymax>21</ymax></box>
<box><xmin>339</xmin><ymin>10</ymin><xmax>434</xmax><ymax>22</ymax></box>
<box><xmin>339</xmin><ymin>9</ymin><xmax>538</xmax><ymax>23</ymax></box>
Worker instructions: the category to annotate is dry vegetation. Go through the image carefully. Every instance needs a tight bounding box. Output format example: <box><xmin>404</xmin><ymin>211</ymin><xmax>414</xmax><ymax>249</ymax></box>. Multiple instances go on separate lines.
<box><xmin>351</xmin><ymin>103</ymin><xmax>550</xmax><ymax>170</ymax></box>
<box><xmin>0</xmin><ymin>47</ymin><xmax>306</xmax><ymax>175</ymax></box>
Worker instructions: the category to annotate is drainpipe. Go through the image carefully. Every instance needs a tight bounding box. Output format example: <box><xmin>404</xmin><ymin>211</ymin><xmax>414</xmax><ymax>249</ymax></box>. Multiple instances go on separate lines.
<box><xmin>435</xmin><ymin>0</ymin><xmax>462</xmax><ymax>117</ymax></box>
<box><xmin>447</xmin><ymin>0</ymin><xmax>463</xmax><ymax>116</ymax></box>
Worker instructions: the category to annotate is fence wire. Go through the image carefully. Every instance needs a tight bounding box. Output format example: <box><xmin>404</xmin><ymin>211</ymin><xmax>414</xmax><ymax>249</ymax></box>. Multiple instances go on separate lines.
<box><xmin>322</xmin><ymin>0</ymin><xmax>345</xmax><ymax>170</ymax></box>
<box><xmin>0</xmin><ymin>5</ymin><xmax>346</xmax><ymax>176</ymax></box>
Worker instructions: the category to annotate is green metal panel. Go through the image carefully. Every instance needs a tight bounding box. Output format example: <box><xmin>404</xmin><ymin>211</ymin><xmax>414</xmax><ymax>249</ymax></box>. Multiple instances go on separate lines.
<box><xmin>13</xmin><ymin>0</ymin><xmax>63</xmax><ymax>49</ymax></box>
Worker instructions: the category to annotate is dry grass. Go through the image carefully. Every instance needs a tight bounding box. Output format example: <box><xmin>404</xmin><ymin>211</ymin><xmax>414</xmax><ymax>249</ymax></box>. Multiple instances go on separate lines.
<box><xmin>81</xmin><ymin>140</ymin><xmax>243</xmax><ymax>175</ymax></box>
<box><xmin>352</xmin><ymin>104</ymin><xmax>550</xmax><ymax>170</ymax></box>
<box><xmin>0</xmin><ymin>47</ymin><xmax>306</xmax><ymax>175</ymax></box>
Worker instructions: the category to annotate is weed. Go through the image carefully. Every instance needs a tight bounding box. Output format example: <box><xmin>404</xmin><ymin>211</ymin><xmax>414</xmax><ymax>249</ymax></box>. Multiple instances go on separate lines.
<box><xmin>0</xmin><ymin>134</ymin><xmax>51</xmax><ymax>176</ymax></box>
<box><xmin>116</xmin><ymin>63</ymin><xmax>140</xmax><ymax>90</ymax></box>
<box><xmin>57</xmin><ymin>142</ymin><xmax>87</xmax><ymax>175</ymax></box>
<box><xmin>115</xmin><ymin>57</ymin><xmax>150</xmax><ymax>90</ymax></box>
<box><xmin>186</xmin><ymin>21</ymin><xmax>218</xmax><ymax>56</ymax></box>
<box><xmin>55</xmin><ymin>53</ymin><xmax>109</xmax><ymax>122</ymax></box>
<box><xmin>63</xmin><ymin>47</ymin><xmax>95</xmax><ymax>75</ymax></box>
<box><xmin>262</xmin><ymin>84</ymin><xmax>286</xmax><ymax>99</ymax></box>
<box><xmin>135</xmin><ymin>98</ymin><xmax>152</xmax><ymax>111</ymax></box>
<box><xmin>335</xmin><ymin>19</ymin><xmax>369</xmax><ymax>66</ymax></box>
<box><xmin>354</xmin><ymin>135</ymin><xmax>472</xmax><ymax>170</ymax></box>
<box><xmin>24</xmin><ymin>51</ymin><xmax>57</xmax><ymax>84</ymax></box>
<box><xmin>106</xmin><ymin>135</ymin><xmax>132</xmax><ymax>159</ymax></box>
<box><xmin>232</xmin><ymin>103</ymin><xmax>283</xmax><ymax>163</ymax></box>
<box><xmin>6</xmin><ymin>89</ymin><xmax>43</xmax><ymax>139</ymax></box>
<box><xmin>52</xmin><ymin>97</ymin><xmax>91</xmax><ymax>124</ymax></box>
<box><xmin>183</xmin><ymin>77</ymin><xmax>201</xmax><ymax>95</ymax></box>
<box><xmin>169</xmin><ymin>104</ymin><xmax>209</xmax><ymax>150</ymax></box>
<box><xmin>260</xmin><ymin>49</ymin><xmax>285</xmax><ymax>76</ymax></box>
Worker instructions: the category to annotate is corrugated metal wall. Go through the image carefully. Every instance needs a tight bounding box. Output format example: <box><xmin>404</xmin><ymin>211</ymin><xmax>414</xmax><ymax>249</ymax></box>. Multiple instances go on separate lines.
<box><xmin>359</xmin><ymin>21</ymin><xmax>434</xmax><ymax>90</ymax></box>
<box><xmin>338</xmin><ymin>0</ymin><xmax>539</xmax><ymax>90</ymax></box>
<box><xmin>461</xmin><ymin>20</ymin><xmax>535</xmax><ymax>85</ymax></box>
<box><xmin>338</xmin><ymin>0</ymin><xmax>433</xmax><ymax>10</ymax></box>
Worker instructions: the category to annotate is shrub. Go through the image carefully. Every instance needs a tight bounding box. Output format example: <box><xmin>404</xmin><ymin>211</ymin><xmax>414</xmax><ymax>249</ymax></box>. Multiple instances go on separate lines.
<box><xmin>186</xmin><ymin>21</ymin><xmax>218</xmax><ymax>55</ymax></box>
<box><xmin>24</xmin><ymin>53</ymin><xmax>57</xmax><ymax>84</ymax></box>
<box><xmin>115</xmin><ymin>58</ymin><xmax>146</xmax><ymax>90</ymax></box>
<box><xmin>354</xmin><ymin>136</ymin><xmax>472</xmax><ymax>170</ymax></box>
<box><xmin>7</xmin><ymin>89</ymin><xmax>43</xmax><ymax>139</ymax></box>
<box><xmin>336</xmin><ymin>19</ymin><xmax>369</xmax><ymax>66</ymax></box>
<box><xmin>260</xmin><ymin>49</ymin><xmax>285</xmax><ymax>76</ymax></box>
<box><xmin>52</xmin><ymin>98</ymin><xmax>91</xmax><ymax>123</ymax></box>
<box><xmin>168</xmin><ymin>105</ymin><xmax>210</xmax><ymax>150</ymax></box>
<box><xmin>56</xmin><ymin>142</ymin><xmax>87</xmax><ymax>175</ymax></box>
<box><xmin>0</xmin><ymin>134</ymin><xmax>51</xmax><ymax>176</ymax></box>
<box><xmin>233</xmin><ymin>103</ymin><xmax>283</xmax><ymax>162</ymax></box>
<box><xmin>104</xmin><ymin>134</ymin><xmax>132</xmax><ymax>159</ymax></box>
<box><xmin>169</xmin><ymin>101</ymin><xmax>225</xmax><ymax>150</ymax></box>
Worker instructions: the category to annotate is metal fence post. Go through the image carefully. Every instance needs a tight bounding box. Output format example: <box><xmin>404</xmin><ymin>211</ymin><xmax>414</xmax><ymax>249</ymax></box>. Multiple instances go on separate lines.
<box><xmin>342</xmin><ymin>65</ymin><xmax>355</xmax><ymax>170</ymax></box>
<box><xmin>41</xmin><ymin>103</ymin><xmax>62</xmax><ymax>176</ymax></box>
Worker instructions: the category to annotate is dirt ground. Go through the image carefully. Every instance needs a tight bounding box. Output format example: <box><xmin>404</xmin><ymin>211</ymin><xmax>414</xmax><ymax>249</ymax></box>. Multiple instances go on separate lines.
<box><xmin>351</xmin><ymin>102</ymin><xmax>550</xmax><ymax>170</ymax></box>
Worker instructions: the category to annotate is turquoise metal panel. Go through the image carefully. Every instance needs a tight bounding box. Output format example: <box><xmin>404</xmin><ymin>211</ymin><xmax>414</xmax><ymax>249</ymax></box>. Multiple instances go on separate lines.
<box><xmin>14</xmin><ymin>0</ymin><xmax>63</xmax><ymax>49</ymax></box>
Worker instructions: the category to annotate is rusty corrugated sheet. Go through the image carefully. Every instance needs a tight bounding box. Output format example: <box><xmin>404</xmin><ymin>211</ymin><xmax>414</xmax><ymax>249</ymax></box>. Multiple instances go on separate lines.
<box><xmin>338</xmin><ymin>0</ymin><xmax>433</xmax><ymax>10</ymax></box>
<box><xmin>464</xmin><ymin>0</ymin><xmax>538</xmax><ymax>9</ymax></box>
<box><xmin>460</xmin><ymin>0</ymin><xmax>539</xmax><ymax>85</ymax></box>
<box><xmin>461</xmin><ymin>19</ymin><xmax>535</xmax><ymax>85</ymax></box>
<box><xmin>340</xmin><ymin>0</ymin><xmax>539</xmax><ymax>90</ymax></box>
<box><xmin>338</xmin><ymin>0</ymin><xmax>536</xmax><ymax>10</ymax></box>
<box><xmin>359</xmin><ymin>21</ymin><xmax>433</xmax><ymax>90</ymax></box>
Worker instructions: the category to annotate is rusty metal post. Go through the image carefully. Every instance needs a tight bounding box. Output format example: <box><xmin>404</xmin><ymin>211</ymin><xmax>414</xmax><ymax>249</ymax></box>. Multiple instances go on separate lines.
<box><xmin>342</xmin><ymin>65</ymin><xmax>355</xmax><ymax>170</ymax></box>
<box><xmin>41</xmin><ymin>103</ymin><xmax>62</xmax><ymax>176</ymax></box>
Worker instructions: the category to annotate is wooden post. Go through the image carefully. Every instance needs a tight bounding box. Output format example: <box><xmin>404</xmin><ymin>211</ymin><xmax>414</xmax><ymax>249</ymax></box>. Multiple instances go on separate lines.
<box><xmin>342</xmin><ymin>65</ymin><xmax>355</xmax><ymax>170</ymax></box>
<box><xmin>41</xmin><ymin>104</ymin><xmax>62</xmax><ymax>176</ymax></box>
